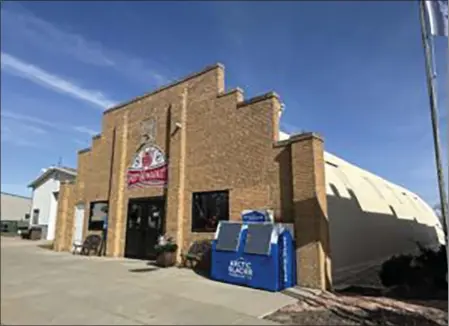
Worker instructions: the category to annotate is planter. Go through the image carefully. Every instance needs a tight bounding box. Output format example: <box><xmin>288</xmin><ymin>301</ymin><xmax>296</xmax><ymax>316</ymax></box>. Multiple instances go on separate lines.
<box><xmin>156</xmin><ymin>251</ymin><xmax>177</xmax><ymax>267</ymax></box>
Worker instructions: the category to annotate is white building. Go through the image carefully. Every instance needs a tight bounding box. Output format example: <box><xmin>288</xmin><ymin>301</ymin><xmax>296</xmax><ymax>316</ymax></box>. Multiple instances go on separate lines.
<box><xmin>1</xmin><ymin>192</ymin><xmax>32</xmax><ymax>222</ymax></box>
<box><xmin>28</xmin><ymin>166</ymin><xmax>77</xmax><ymax>241</ymax></box>
<box><xmin>1</xmin><ymin>192</ymin><xmax>32</xmax><ymax>234</ymax></box>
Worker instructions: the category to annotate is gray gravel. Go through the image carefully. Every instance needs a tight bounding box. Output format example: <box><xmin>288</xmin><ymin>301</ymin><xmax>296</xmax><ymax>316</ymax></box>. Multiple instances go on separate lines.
<box><xmin>265</xmin><ymin>260</ymin><xmax>448</xmax><ymax>326</ymax></box>
<box><xmin>267</xmin><ymin>304</ymin><xmax>447</xmax><ymax>326</ymax></box>
<box><xmin>265</xmin><ymin>285</ymin><xmax>447</xmax><ymax>326</ymax></box>
<box><xmin>268</xmin><ymin>309</ymin><xmax>361</xmax><ymax>325</ymax></box>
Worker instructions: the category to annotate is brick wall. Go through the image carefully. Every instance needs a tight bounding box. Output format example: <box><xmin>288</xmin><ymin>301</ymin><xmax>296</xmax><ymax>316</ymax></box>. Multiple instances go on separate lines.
<box><xmin>53</xmin><ymin>63</ymin><xmax>330</xmax><ymax>289</ymax></box>
<box><xmin>65</xmin><ymin>64</ymin><xmax>283</xmax><ymax>255</ymax></box>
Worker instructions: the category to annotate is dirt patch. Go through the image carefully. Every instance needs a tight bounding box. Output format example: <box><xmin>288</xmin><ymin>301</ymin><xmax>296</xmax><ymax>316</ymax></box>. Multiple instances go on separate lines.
<box><xmin>266</xmin><ymin>289</ymin><xmax>447</xmax><ymax>325</ymax></box>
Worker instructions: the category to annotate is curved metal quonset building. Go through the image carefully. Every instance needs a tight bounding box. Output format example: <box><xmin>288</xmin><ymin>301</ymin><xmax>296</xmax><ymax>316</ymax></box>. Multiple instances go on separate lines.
<box><xmin>281</xmin><ymin>131</ymin><xmax>445</xmax><ymax>283</ymax></box>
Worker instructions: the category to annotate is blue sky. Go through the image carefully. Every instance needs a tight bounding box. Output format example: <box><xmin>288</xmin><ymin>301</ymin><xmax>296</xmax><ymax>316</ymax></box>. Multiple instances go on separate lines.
<box><xmin>1</xmin><ymin>1</ymin><xmax>447</xmax><ymax>206</ymax></box>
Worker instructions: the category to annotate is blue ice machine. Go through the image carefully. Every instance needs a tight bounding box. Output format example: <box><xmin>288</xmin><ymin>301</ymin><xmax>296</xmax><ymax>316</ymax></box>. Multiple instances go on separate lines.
<box><xmin>210</xmin><ymin>212</ymin><xmax>296</xmax><ymax>292</ymax></box>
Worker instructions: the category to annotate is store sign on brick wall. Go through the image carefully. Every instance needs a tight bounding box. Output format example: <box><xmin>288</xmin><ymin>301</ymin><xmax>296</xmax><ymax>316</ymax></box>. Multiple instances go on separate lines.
<box><xmin>127</xmin><ymin>118</ymin><xmax>168</xmax><ymax>188</ymax></box>
<box><xmin>127</xmin><ymin>144</ymin><xmax>168</xmax><ymax>187</ymax></box>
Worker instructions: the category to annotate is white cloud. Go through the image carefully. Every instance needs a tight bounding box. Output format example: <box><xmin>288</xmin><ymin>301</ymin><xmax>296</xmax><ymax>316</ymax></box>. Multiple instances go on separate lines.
<box><xmin>1</xmin><ymin>5</ymin><xmax>168</xmax><ymax>86</ymax></box>
<box><xmin>1</xmin><ymin>132</ymin><xmax>42</xmax><ymax>148</ymax></box>
<box><xmin>2</xmin><ymin>110</ymin><xmax>97</xmax><ymax>153</ymax></box>
<box><xmin>22</xmin><ymin>125</ymin><xmax>47</xmax><ymax>134</ymax></box>
<box><xmin>72</xmin><ymin>138</ymin><xmax>90</xmax><ymax>147</ymax></box>
<box><xmin>73</xmin><ymin>126</ymin><xmax>98</xmax><ymax>136</ymax></box>
<box><xmin>2</xmin><ymin>110</ymin><xmax>97</xmax><ymax>139</ymax></box>
<box><xmin>280</xmin><ymin>121</ymin><xmax>303</xmax><ymax>134</ymax></box>
<box><xmin>1</xmin><ymin>7</ymin><xmax>114</xmax><ymax>68</ymax></box>
<box><xmin>1</xmin><ymin>115</ymin><xmax>47</xmax><ymax>148</ymax></box>
<box><xmin>1</xmin><ymin>52</ymin><xmax>116</xmax><ymax>109</ymax></box>
<box><xmin>1</xmin><ymin>111</ymin><xmax>55</xmax><ymax>128</ymax></box>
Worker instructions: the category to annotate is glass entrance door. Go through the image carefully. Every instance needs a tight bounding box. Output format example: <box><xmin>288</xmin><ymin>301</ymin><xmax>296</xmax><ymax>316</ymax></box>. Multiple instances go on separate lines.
<box><xmin>125</xmin><ymin>197</ymin><xmax>165</xmax><ymax>260</ymax></box>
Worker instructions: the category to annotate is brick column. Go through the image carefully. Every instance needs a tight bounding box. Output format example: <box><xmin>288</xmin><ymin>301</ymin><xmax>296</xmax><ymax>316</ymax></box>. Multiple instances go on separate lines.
<box><xmin>290</xmin><ymin>133</ymin><xmax>332</xmax><ymax>290</ymax></box>
<box><xmin>54</xmin><ymin>181</ymin><xmax>75</xmax><ymax>252</ymax></box>
<box><xmin>62</xmin><ymin>183</ymin><xmax>76</xmax><ymax>251</ymax></box>
<box><xmin>54</xmin><ymin>182</ymin><xmax>69</xmax><ymax>252</ymax></box>
<box><xmin>112</xmin><ymin>112</ymin><xmax>129</xmax><ymax>257</ymax></box>
<box><xmin>175</xmin><ymin>88</ymin><xmax>188</xmax><ymax>261</ymax></box>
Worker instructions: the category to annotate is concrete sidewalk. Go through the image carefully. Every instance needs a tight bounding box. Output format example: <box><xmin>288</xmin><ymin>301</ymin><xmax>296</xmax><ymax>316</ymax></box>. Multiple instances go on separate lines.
<box><xmin>1</xmin><ymin>237</ymin><xmax>294</xmax><ymax>325</ymax></box>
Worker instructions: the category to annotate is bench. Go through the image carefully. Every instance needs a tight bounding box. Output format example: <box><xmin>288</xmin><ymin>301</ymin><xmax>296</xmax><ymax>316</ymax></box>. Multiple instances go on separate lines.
<box><xmin>180</xmin><ymin>240</ymin><xmax>211</xmax><ymax>269</ymax></box>
<box><xmin>72</xmin><ymin>234</ymin><xmax>102</xmax><ymax>256</ymax></box>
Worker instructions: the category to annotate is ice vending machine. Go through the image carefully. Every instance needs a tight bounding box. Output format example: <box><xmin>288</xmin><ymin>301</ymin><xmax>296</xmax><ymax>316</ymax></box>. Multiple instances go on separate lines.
<box><xmin>210</xmin><ymin>221</ymin><xmax>296</xmax><ymax>292</ymax></box>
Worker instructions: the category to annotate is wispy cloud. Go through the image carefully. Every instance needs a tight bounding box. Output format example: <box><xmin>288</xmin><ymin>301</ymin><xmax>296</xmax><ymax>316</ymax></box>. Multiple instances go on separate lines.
<box><xmin>1</xmin><ymin>116</ymin><xmax>47</xmax><ymax>148</ymax></box>
<box><xmin>72</xmin><ymin>138</ymin><xmax>90</xmax><ymax>147</ymax></box>
<box><xmin>2</xmin><ymin>111</ymin><xmax>98</xmax><ymax>152</ymax></box>
<box><xmin>1</xmin><ymin>118</ymin><xmax>47</xmax><ymax>135</ymax></box>
<box><xmin>1</xmin><ymin>127</ymin><xmax>42</xmax><ymax>148</ymax></box>
<box><xmin>280</xmin><ymin>121</ymin><xmax>303</xmax><ymax>134</ymax></box>
<box><xmin>1</xmin><ymin>138</ymin><xmax>39</xmax><ymax>148</ymax></box>
<box><xmin>2</xmin><ymin>110</ymin><xmax>97</xmax><ymax>139</ymax></box>
<box><xmin>73</xmin><ymin>126</ymin><xmax>98</xmax><ymax>136</ymax></box>
<box><xmin>1</xmin><ymin>7</ymin><xmax>114</xmax><ymax>68</ymax></box>
<box><xmin>1</xmin><ymin>5</ymin><xmax>169</xmax><ymax>86</ymax></box>
<box><xmin>1</xmin><ymin>52</ymin><xmax>116</xmax><ymax>109</ymax></box>
<box><xmin>1</xmin><ymin>111</ymin><xmax>55</xmax><ymax>128</ymax></box>
<box><xmin>22</xmin><ymin>125</ymin><xmax>47</xmax><ymax>134</ymax></box>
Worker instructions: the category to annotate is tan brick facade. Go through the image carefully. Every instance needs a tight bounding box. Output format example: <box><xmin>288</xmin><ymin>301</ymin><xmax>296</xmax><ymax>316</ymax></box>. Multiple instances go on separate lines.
<box><xmin>53</xmin><ymin>181</ymin><xmax>76</xmax><ymax>252</ymax></box>
<box><xmin>54</xmin><ymin>63</ymin><xmax>331</xmax><ymax>290</ymax></box>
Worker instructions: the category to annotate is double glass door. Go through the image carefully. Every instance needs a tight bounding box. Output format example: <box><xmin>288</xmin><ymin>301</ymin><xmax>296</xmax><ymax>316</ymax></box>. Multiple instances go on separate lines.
<box><xmin>125</xmin><ymin>197</ymin><xmax>165</xmax><ymax>260</ymax></box>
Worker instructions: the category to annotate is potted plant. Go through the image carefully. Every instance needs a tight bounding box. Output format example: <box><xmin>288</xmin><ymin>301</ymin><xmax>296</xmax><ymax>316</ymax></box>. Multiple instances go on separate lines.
<box><xmin>154</xmin><ymin>234</ymin><xmax>178</xmax><ymax>267</ymax></box>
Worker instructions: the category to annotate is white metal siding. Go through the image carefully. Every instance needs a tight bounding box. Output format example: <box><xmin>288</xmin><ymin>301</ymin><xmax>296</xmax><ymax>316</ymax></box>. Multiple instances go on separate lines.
<box><xmin>30</xmin><ymin>175</ymin><xmax>59</xmax><ymax>230</ymax></box>
<box><xmin>46</xmin><ymin>191</ymin><xmax>59</xmax><ymax>241</ymax></box>
<box><xmin>0</xmin><ymin>193</ymin><xmax>31</xmax><ymax>221</ymax></box>
<box><xmin>29</xmin><ymin>169</ymin><xmax>76</xmax><ymax>240</ymax></box>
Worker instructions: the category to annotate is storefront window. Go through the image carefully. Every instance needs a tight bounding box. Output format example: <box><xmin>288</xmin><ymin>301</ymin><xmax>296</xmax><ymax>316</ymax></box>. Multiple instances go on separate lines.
<box><xmin>88</xmin><ymin>201</ymin><xmax>108</xmax><ymax>231</ymax></box>
<box><xmin>191</xmin><ymin>190</ymin><xmax>229</xmax><ymax>232</ymax></box>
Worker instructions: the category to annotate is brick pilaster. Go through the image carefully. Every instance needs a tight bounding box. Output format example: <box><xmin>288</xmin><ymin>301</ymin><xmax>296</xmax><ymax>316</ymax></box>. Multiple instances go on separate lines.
<box><xmin>112</xmin><ymin>112</ymin><xmax>129</xmax><ymax>257</ymax></box>
<box><xmin>54</xmin><ymin>181</ymin><xmax>75</xmax><ymax>252</ymax></box>
<box><xmin>290</xmin><ymin>133</ymin><xmax>332</xmax><ymax>290</ymax></box>
<box><xmin>175</xmin><ymin>88</ymin><xmax>188</xmax><ymax>261</ymax></box>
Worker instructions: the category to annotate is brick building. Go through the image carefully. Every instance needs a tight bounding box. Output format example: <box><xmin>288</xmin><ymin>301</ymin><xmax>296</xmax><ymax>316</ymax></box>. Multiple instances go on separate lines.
<box><xmin>54</xmin><ymin>63</ymin><xmax>443</xmax><ymax>290</ymax></box>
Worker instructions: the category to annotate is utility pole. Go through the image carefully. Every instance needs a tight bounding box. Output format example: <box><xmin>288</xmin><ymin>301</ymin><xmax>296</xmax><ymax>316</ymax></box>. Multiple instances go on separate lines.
<box><xmin>419</xmin><ymin>0</ymin><xmax>449</xmax><ymax>239</ymax></box>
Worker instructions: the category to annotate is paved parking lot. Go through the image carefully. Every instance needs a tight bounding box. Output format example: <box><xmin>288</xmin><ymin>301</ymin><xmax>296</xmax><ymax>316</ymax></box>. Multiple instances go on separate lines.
<box><xmin>1</xmin><ymin>237</ymin><xmax>294</xmax><ymax>325</ymax></box>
